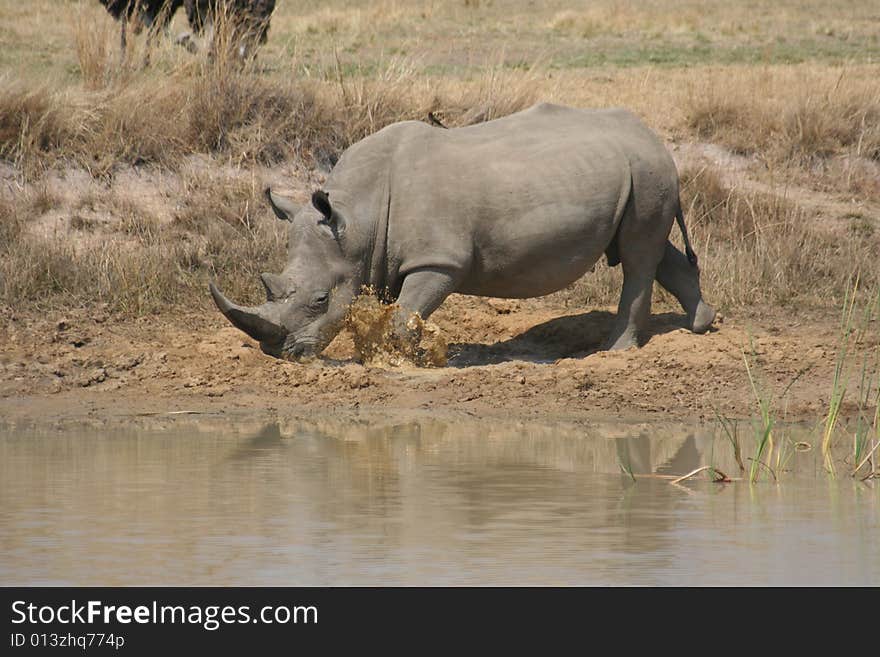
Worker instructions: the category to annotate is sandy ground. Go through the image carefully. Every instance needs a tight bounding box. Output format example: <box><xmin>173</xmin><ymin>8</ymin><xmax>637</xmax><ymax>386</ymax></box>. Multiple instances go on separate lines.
<box><xmin>0</xmin><ymin>290</ymin><xmax>865</xmax><ymax>425</ymax></box>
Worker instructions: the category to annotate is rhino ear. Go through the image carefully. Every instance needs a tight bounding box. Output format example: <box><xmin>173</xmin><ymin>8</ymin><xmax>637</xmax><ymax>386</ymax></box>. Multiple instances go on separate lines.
<box><xmin>264</xmin><ymin>188</ymin><xmax>300</xmax><ymax>222</ymax></box>
<box><xmin>312</xmin><ymin>189</ymin><xmax>345</xmax><ymax>238</ymax></box>
<box><xmin>312</xmin><ymin>190</ymin><xmax>332</xmax><ymax>221</ymax></box>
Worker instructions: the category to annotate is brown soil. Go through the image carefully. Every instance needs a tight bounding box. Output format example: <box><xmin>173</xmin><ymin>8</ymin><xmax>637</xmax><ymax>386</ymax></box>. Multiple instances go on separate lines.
<box><xmin>0</xmin><ymin>292</ymin><xmax>865</xmax><ymax>424</ymax></box>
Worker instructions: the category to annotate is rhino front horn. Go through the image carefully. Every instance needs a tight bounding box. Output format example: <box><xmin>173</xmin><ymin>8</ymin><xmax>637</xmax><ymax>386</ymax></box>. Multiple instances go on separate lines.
<box><xmin>209</xmin><ymin>281</ymin><xmax>286</xmax><ymax>343</ymax></box>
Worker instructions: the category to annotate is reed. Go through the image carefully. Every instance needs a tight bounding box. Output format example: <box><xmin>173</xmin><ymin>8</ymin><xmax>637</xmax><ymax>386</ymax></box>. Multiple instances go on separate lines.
<box><xmin>742</xmin><ymin>337</ymin><xmax>777</xmax><ymax>483</ymax></box>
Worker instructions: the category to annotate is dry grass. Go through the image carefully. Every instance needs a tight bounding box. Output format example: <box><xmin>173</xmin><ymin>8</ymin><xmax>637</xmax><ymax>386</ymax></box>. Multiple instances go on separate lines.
<box><xmin>73</xmin><ymin>7</ymin><xmax>116</xmax><ymax>91</ymax></box>
<box><xmin>0</xmin><ymin>53</ymin><xmax>542</xmax><ymax>181</ymax></box>
<box><xmin>689</xmin><ymin>77</ymin><xmax>880</xmax><ymax>162</ymax></box>
<box><xmin>26</xmin><ymin>183</ymin><xmax>59</xmax><ymax>215</ymax></box>
<box><xmin>544</xmin><ymin>0</ymin><xmax>880</xmax><ymax>39</ymax></box>
<box><xmin>680</xmin><ymin>167</ymin><xmax>880</xmax><ymax>309</ymax></box>
<box><xmin>686</xmin><ymin>69</ymin><xmax>880</xmax><ymax>198</ymax></box>
<box><xmin>0</xmin><ymin>170</ymin><xmax>287</xmax><ymax>315</ymax></box>
<box><xmin>0</xmin><ymin>72</ymin><xmax>330</xmax><ymax>178</ymax></box>
<box><xmin>0</xmin><ymin>84</ymin><xmax>72</xmax><ymax>179</ymax></box>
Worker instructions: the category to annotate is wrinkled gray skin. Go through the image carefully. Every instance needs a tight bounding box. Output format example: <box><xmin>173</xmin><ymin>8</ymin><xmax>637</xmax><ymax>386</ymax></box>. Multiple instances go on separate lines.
<box><xmin>211</xmin><ymin>103</ymin><xmax>716</xmax><ymax>360</ymax></box>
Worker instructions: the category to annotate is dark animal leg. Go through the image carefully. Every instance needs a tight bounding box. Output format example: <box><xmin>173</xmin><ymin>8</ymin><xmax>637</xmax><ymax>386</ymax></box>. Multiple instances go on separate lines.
<box><xmin>605</xmin><ymin>228</ymin><xmax>620</xmax><ymax>267</ymax></box>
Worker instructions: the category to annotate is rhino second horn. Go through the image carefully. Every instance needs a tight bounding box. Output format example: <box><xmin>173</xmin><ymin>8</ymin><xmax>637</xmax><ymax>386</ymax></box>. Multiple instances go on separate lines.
<box><xmin>260</xmin><ymin>272</ymin><xmax>287</xmax><ymax>301</ymax></box>
<box><xmin>209</xmin><ymin>281</ymin><xmax>285</xmax><ymax>343</ymax></box>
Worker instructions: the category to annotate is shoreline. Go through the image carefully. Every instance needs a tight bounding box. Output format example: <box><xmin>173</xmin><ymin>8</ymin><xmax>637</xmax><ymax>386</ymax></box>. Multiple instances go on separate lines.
<box><xmin>0</xmin><ymin>298</ymin><xmax>861</xmax><ymax>426</ymax></box>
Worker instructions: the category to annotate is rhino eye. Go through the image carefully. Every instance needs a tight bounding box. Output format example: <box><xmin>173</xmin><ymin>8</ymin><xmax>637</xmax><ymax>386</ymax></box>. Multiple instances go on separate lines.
<box><xmin>312</xmin><ymin>292</ymin><xmax>329</xmax><ymax>308</ymax></box>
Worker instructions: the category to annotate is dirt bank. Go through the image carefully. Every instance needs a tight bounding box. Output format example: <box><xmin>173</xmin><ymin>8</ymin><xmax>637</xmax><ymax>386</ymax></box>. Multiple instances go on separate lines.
<box><xmin>0</xmin><ymin>292</ymin><xmax>865</xmax><ymax>424</ymax></box>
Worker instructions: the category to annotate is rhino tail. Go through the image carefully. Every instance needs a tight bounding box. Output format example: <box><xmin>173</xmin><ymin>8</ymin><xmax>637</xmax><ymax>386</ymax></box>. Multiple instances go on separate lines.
<box><xmin>675</xmin><ymin>205</ymin><xmax>699</xmax><ymax>269</ymax></box>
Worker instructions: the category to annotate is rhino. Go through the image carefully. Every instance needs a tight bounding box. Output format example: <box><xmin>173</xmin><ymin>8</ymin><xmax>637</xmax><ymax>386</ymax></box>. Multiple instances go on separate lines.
<box><xmin>210</xmin><ymin>103</ymin><xmax>716</xmax><ymax>360</ymax></box>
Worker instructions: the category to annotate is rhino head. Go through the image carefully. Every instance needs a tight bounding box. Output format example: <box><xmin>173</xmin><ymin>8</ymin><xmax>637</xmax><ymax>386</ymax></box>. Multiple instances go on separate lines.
<box><xmin>210</xmin><ymin>188</ymin><xmax>360</xmax><ymax>360</ymax></box>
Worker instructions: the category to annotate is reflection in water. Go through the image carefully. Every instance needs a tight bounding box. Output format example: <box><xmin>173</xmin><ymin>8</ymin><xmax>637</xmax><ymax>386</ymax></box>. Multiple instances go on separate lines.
<box><xmin>0</xmin><ymin>415</ymin><xmax>877</xmax><ymax>585</ymax></box>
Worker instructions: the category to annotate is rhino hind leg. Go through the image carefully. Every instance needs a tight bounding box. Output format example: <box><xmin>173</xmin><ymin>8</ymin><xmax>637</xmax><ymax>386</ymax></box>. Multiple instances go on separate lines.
<box><xmin>655</xmin><ymin>241</ymin><xmax>716</xmax><ymax>333</ymax></box>
<box><xmin>604</xmin><ymin>231</ymin><xmax>621</xmax><ymax>267</ymax></box>
<box><xmin>605</xmin><ymin>266</ymin><xmax>656</xmax><ymax>350</ymax></box>
<box><xmin>604</xmin><ymin>199</ymin><xmax>672</xmax><ymax>350</ymax></box>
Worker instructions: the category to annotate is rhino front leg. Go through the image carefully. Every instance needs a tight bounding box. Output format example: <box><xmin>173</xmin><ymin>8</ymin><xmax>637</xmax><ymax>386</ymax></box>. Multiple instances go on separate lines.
<box><xmin>655</xmin><ymin>241</ymin><xmax>716</xmax><ymax>333</ymax></box>
<box><xmin>391</xmin><ymin>267</ymin><xmax>459</xmax><ymax>338</ymax></box>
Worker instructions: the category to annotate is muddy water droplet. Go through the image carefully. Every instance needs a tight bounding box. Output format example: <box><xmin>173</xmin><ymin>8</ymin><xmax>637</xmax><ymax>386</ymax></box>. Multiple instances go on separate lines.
<box><xmin>344</xmin><ymin>290</ymin><xmax>447</xmax><ymax>367</ymax></box>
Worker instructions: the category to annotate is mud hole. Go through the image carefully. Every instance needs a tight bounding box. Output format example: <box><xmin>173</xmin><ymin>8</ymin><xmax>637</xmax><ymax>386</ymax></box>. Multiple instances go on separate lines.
<box><xmin>0</xmin><ymin>291</ymin><xmax>867</xmax><ymax>425</ymax></box>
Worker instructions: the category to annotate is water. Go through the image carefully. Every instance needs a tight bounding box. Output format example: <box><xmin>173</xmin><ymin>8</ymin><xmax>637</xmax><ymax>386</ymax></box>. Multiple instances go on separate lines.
<box><xmin>1</xmin><ymin>413</ymin><xmax>877</xmax><ymax>586</ymax></box>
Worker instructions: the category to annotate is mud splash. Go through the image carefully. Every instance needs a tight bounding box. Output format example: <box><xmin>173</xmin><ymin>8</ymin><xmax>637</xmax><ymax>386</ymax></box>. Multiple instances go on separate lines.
<box><xmin>344</xmin><ymin>291</ymin><xmax>447</xmax><ymax>367</ymax></box>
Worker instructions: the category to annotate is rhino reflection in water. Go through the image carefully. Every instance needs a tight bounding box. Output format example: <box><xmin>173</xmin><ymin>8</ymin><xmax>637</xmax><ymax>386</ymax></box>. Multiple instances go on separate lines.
<box><xmin>210</xmin><ymin>103</ymin><xmax>716</xmax><ymax>360</ymax></box>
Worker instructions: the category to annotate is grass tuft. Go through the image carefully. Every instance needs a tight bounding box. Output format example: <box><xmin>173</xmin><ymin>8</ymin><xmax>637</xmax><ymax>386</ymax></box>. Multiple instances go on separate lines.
<box><xmin>688</xmin><ymin>77</ymin><xmax>880</xmax><ymax>167</ymax></box>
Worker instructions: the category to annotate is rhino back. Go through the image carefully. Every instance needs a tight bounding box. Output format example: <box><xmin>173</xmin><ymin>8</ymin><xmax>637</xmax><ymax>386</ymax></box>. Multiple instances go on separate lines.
<box><xmin>327</xmin><ymin>104</ymin><xmax>677</xmax><ymax>299</ymax></box>
<box><xmin>387</xmin><ymin>105</ymin><xmax>669</xmax><ymax>297</ymax></box>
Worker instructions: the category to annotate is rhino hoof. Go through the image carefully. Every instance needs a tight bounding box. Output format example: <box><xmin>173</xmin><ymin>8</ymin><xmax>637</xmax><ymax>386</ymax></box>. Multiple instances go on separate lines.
<box><xmin>604</xmin><ymin>333</ymin><xmax>639</xmax><ymax>351</ymax></box>
<box><xmin>690</xmin><ymin>300</ymin><xmax>716</xmax><ymax>334</ymax></box>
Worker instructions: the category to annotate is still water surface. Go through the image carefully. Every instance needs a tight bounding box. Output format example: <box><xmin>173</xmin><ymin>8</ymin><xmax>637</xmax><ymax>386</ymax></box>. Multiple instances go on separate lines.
<box><xmin>1</xmin><ymin>414</ymin><xmax>877</xmax><ymax>585</ymax></box>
